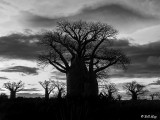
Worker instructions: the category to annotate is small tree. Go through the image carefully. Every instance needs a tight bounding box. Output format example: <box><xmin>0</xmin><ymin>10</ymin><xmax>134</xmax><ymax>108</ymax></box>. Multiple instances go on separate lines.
<box><xmin>102</xmin><ymin>83</ymin><xmax>118</xmax><ymax>100</ymax></box>
<box><xmin>0</xmin><ymin>93</ymin><xmax>8</xmax><ymax>100</ymax></box>
<box><xmin>39</xmin><ymin>80</ymin><xmax>55</xmax><ymax>100</ymax></box>
<box><xmin>117</xmin><ymin>94</ymin><xmax>122</xmax><ymax>101</ymax></box>
<box><xmin>52</xmin><ymin>80</ymin><xmax>66</xmax><ymax>99</ymax></box>
<box><xmin>123</xmin><ymin>81</ymin><xmax>147</xmax><ymax>100</ymax></box>
<box><xmin>4</xmin><ymin>81</ymin><xmax>24</xmax><ymax>99</ymax></box>
<box><xmin>150</xmin><ymin>93</ymin><xmax>158</xmax><ymax>100</ymax></box>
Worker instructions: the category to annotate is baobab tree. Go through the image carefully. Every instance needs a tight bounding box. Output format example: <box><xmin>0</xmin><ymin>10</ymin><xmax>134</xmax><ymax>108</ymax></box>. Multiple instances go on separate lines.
<box><xmin>52</xmin><ymin>80</ymin><xmax>66</xmax><ymax>99</ymax></box>
<box><xmin>123</xmin><ymin>81</ymin><xmax>148</xmax><ymax>100</ymax></box>
<box><xmin>4</xmin><ymin>81</ymin><xmax>24</xmax><ymax>99</ymax></box>
<box><xmin>38</xmin><ymin>20</ymin><xmax>130</xmax><ymax>97</ymax></box>
<box><xmin>117</xmin><ymin>94</ymin><xmax>122</xmax><ymax>101</ymax></box>
<box><xmin>150</xmin><ymin>93</ymin><xmax>158</xmax><ymax>100</ymax></box>
<box><xmin>102</xmin><ymin>83</ymin><xmax>118</xmax><ymax>100</ymax></box>
<box><xmin>39</xmin><ymin>80</ymin><xmax>55</xmax><ymax>100</ymax></box>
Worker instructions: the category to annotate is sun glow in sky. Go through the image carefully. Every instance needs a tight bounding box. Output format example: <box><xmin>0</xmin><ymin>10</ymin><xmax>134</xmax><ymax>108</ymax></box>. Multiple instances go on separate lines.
<box><xmin>0</xmin><ymin>0</ymin><xmax>160</xmax><ymax>98</ymax></box>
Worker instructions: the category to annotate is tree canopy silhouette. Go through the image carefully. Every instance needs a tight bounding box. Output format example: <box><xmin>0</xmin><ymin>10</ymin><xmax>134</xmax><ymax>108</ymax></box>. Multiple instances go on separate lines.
<box><xmin>123</xmin><ymin>81</ymin><xmax>148</xmax><ymax>100</ymax></box>
<box><xmin>4</xmin><ymin>81</ymin><xmax>24</xmax><ymax>99</ymax></box>
<box><xmin>102</xmin><ymin>83</ymin><xmax>118</xmax><ymax>100</ymax></box>
<box><xmin>38</xmin><ymin>20</ymin><xmax>130</xmax><ymax>97</ymax></box>
<box><xmin>52</xmin><ymin>80</ymin><xmax>66</xmax><ymax>99</ymax></box>
<box><xmin>39</xmin><ymin>80</ymin><xmax>55</xmax><ymax>100</ymax></box>
<box><xmin>149</xmin><ymin>92</ymin><xmax>158</xmax><ymax>100</ymax></box>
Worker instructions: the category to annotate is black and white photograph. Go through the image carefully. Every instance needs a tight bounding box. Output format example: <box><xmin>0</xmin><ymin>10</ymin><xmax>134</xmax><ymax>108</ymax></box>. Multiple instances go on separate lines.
<box><xmin>0</xmin><ymin>0</ymin><xmax>160</xmax><ymax>120</ymax></box>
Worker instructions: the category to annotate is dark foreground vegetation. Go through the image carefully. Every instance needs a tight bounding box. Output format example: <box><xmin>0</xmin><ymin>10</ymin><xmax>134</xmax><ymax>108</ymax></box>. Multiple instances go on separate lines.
<box><xmin>0</xmin><ymin>97</ymin><xmax>159</xmax><ymax>120</ymax></box>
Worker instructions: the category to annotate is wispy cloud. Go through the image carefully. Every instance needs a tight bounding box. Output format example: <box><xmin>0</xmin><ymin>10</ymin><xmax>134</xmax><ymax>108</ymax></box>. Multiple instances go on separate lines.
<box><xmin>15</xmin><ymin>2</ymin><xmax>160</xmax><ymax>33</ymax></box>
<box><xmin>51</xmin><ymin>71</ymin><xmax>66</xmax><ymax>81</ymax></box>
<box><xmin>21</xmin><ymin>88</ymin><xmax>40</xmax><ymax>92</ymax></box>
<box><xmin>1</xmin><ymin>66</ymin><xmax>39</xmax><ymax>75</ymax></box>
<box><xmin>17</xmin><ymin>93</ymin><xmax>43</xmax><ymax>98</ymax></box>
<box><xmin>0</xmin><ymin>88</ymin><xmax>5</xmax><ymax>91</ymax></box>
<box><xmin>27</xmin><ymin>83</ymin><xmax>37</xmax><ymax>86</ymax></box>
<box><xmin>0</xmin><ymin>32</ymin><xmax>41</xmax><ymax>60</ymax></box>
<box><xmin>17</xmin><ymin>11</ymin><xmax>59</xmax><ymax>28</ymax></box>
<box><xmin>0</xmin><ymin>76</ymin><xmax>8</xmax><ymax>80</ymax></box>
<box><xmin>110</xmin><ymin>39</ymin><xmax>160</xmax><ymax>78</ymax></box>
<box><xmin>148</xmin><ymin>80</ymin><xmax>160</xmax><ymax>86</ymax></box>
<box><xmin>0</xmin><ymin>0</ymin><xmax>13</xmax><ymax>7</ymax></box>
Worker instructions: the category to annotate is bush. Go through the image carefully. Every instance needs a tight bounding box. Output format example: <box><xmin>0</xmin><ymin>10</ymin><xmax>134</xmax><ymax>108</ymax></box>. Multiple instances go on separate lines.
<box><xmin>0</xmin><ymin>93</ymin><xmax>8</xmax><ymax>100</ymax></box>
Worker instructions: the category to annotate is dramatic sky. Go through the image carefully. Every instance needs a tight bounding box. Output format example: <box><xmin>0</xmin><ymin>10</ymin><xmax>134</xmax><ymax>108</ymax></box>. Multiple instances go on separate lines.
<box><xmin>0</xmin><ymin>0</ymin><xmax>160</xmax><ymax>99</ymax></box>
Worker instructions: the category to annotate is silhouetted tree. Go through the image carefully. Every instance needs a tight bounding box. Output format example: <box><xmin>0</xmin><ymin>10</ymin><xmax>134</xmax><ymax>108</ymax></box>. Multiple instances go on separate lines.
<box><xmin>39</xmin><ymin>80</ymin><xmax>55</xmax><ymax>100</ymax></box>
<box><xmin>123</xmin><ymin>81</ymin><xmax>147</xmax><ymax>100</ymax></box>
<box><xmin>38</xmin><ymin>20</ymin><xmax>130</xmax><ymax>97</ymax></box>
<box><xmin>102</xmin><ymin>83</ymin><xmax>118</xmax><ymax>100</ymax></box>
<box><xmin>150</xmin><ymin>93</ymin><xmax>158</xmax><ymax>100</ymax></box>
<box><xmin>117</xmin><ymin>94</ymin><xmax>122</xmax><ymax>101</ymax></box>
<box><xmin>0</xmin><ymin>93</ymin><xmax>8</xmax><ymax>100</ymax></box>
<box><xmin>4</xmin><ymin>81</ymin><xmax>24</xmax><ymax>99</ymax></box>
<box><xmin>52</xmin><ymin>80</ymin><xmax>66</xmax><ymax>99</ymax></box>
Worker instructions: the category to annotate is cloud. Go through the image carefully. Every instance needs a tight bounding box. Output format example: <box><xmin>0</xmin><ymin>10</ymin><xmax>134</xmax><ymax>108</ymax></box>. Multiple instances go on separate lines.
<box><xmin>0</xmin><ymin>0</ymin><xmax>13</xmax><ymax>7</ymax></box>
<box><xmin>51</xmin><ymin>71</ymin><xmax>66</xmax><ymax>81</ymax></box>
<box><xmin>17</xmin><ymin>93</ymin><xmax>43</xmax><ymax>98</ymax></box>
<box><xmin>17</xmin><ymin>3</ymin><xmax>160</xmax><ymax>33</ymax></box>
<box><xmin>0</xmin><ymin>76</ymin><xmax>8</xmax><ymax>80</ymax></box>
<box><xmin>21</xmin><ymin>88</ymin><xmax>40</xmax><ymax>92</ymax></box>
<box><xmin>27</xmin><ymin>83</ymin><xmax>36</xmax><ymax>86</ymax></box>
<box><xmin>1</xmin><ymin>66</ymin><xmax>39</xmax><ymax>75</ymax></box>
<box><xmin>147</xmin><ymin>56</ymin><xmax>160</xmax><ymax>65</ymax></box>
<box><xmin>75</xmin><ymin>3</ymin><xmax>159</xmax><ymax>33</ymax></box>
<box><xmin>0</xmin><ymin>32</ymin><xmax>42</xmax><ymax>60</ymax></box>
<box><xmin>148</xmin><ymin>80</ymin><xmax>160</xmax><ymax>86</ymax></box>
<box><xmin>109</xmin><ymin>39</ymin><xmax>160</xmax><ymax>78</ymax></box>
<box><xmin>80</xmin><ymin>3</ymin><xmax>154</xmax><ymax>20</ymax></box>
<box><xmin>0</xmin><ymin>88</ymin><xmax>5</xmax><ymax>91</ymax></box>
<box><xmin>18</xmin><ymin>11</ymin><xmax>59</xmax><ymax>28</ymax></box>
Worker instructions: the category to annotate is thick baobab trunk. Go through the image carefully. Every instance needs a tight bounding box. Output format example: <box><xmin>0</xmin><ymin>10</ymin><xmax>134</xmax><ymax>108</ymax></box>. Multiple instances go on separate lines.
<box><xmin>66</xmin><ymin>57</ymin><xmax>88</xmax><ymax>98</ymax></box>
<box><xmin>151</xmin><ymin>96</ymin><xmax>154</xmax><ymax>100</ymax></box>
<box><xmin>84</xmin><ymin>72</ymin><xmax>98</xmax><ymax>97</ymax></box>
<box><xmin>45</xmin><ymin>88</ymin><xmax>49</xmax><ymax>100</ymax></box>
<box><xmin>10</xmin><ymin>90</ymin><xmax>16</xmax><ymax>99</ymax></box>
<box><xmin>57</xmin><ymin>88</ymin><xmax>63</xmax><ymax>99</ymax></box>
<box><xmin>108</xmin><ymin>92</ymin><xmax>113</xmax><ymax>100</ymax></box>
<box><xmin>132</xmin><ymin>93</ymin><xmax>137</xmax><ymax>100</ymax></box>
<box><xmin>67</xmin><ymin>56</ymin><xmax>98</xmax><ymax>98</ymax></box>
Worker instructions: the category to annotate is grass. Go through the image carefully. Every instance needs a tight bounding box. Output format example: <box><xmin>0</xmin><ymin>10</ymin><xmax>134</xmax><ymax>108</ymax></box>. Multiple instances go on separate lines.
<box><xmin>0</xmin><ymin>97</ymin><xmax>160</xmax><ymax>120</ymax></box>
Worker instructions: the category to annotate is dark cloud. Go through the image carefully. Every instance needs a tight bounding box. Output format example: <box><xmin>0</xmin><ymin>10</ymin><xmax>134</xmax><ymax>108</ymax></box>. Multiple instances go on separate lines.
<box><xmin>0</xmin><ymin>76</ymin><xmax>8</xmax><ymax>80</ymax></box>
<box><xmin>75</xmin><ymin>3</ymin><xmax>159</xmax><ymax>33</ymax></box>
<box><xmin>0</xmin><ymin>0</ymin><xmax>13</xmax><ymax>6</ymax></box>
<box><xmin>115</xmin><ymin>82</ymin><xmax>124</xmax><ymax>90</ymax></box>
<box><xmin>1</xmin><ymin>66</ymin><xmax>39</xmax><ymax>75</ymax></box>
<box><xmin>0</xmin><ymin>88</ymin><xmax>5</xmax><ymax>91</ymax></box>
<box><xmin>27</xmin><ymin>83</ymin><xmax>36</xmax><ymax>86</ymax></box>
<box><xmin>147</xmin><ymin>56</ymin><xmax>160</xmax><ymax>65</ymax></box>
<box><xmin>17</xmin><ymin>93</ymin><xmax>43</xmax><ymax>98</ymax></box>
<box><xmin>18</xmin><ymin>11</ymin><xmax>59</xmax><ymax>28</ymax></box>
<box><xmin>0</xmin><ymin>32</ymin><xmax>42</xmax><ymax>60</ymax></box>
<box><xmin>48</xmin><ymin>37</ymin><xmax>160</xmax><ymax>78</ymax></box>
<box><xmin>80</xmin><ymin>3</ymin><xmax>154</xmax><ymax>20</ymax></box>
<box><xmin>110</xmin><ymin>40</ymin><xmax>160</xmax><ymax>78</ymax></box>
<box><xmin>21</xmin><ymin>88</ymin><xmax>40</xmax><ymax>92</ymax></box>
<box><xmin>51</xmin><ymin>71</ymin><xmax>66</xmax><ymax>80</ymax></box>
<box><xmin>18</xmin><ymin>3</ymin><xmax>160</xmax><ymax>33</ymax></box>
<box><xmin>148</xmin><ymin>80</ymin><xmax>160</xmax><ymax>86</ymax></box>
